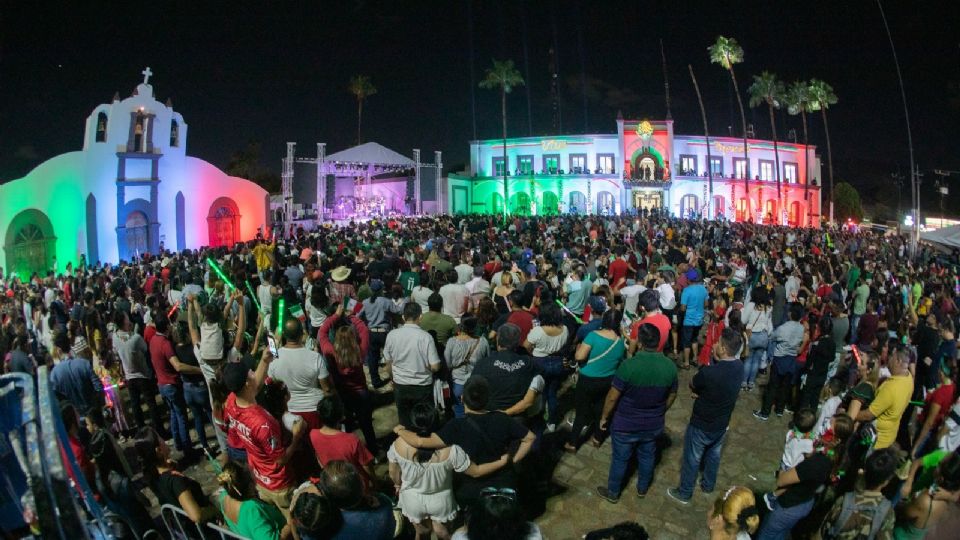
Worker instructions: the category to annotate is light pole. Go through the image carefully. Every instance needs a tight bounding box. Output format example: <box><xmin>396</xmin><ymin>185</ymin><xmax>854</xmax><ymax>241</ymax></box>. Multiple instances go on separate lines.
<box><xmin>933</xmin><ymin>169</ymin><xmax>956</xmax><ymax>229</ymax></box>
<box><xmin>876</xmin><ymin>0</ymin><xmax>919</xmax><ymax>257</ymax></box>
<box><xmin>891</xmin><ymin>170</ymin><xmax>904</xmax><ymax>219</ymax></box>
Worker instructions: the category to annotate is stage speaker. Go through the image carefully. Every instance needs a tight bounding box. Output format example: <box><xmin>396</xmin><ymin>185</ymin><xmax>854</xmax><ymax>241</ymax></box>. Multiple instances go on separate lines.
<box><xmin>325</xmin><ymin>175</ymin><xmax>336</xmax><ymax>208</ymax></box>
<box><xmin>406</xmin><ymin>175</ymin><xmax>415</xmax><ymax>199</ymax></box>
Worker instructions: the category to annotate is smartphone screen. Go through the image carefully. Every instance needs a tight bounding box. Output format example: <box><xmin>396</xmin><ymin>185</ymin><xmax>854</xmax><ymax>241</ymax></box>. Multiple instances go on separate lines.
<box><xmin>267</xmin><ymin>335</ymin><xmax>279</xmax><ymax>358</ymax></box>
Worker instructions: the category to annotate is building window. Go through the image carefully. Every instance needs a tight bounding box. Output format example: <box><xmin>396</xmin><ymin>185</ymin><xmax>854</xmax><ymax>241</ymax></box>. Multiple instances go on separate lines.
<box><xmin>710</xmin><ymin>157</ymin><xmax>723</xmax><ymax>176</ymax></box>
<box><xmin>170</xmin><ymin>120</ymin><xmax>179</xmax><ymax>147</ymax></box>
<box><xmin>784</xmin><ymin>162</ymin><xmax>798</xmax><ymax>183</ymax></box>
<box><xmin>733</xmin><ymin>158</ymin><xmax>747</xmax><ymax>179</ymax></box>
<box><xmin>517</xmin><ymin>155</ymin><xmax>534</xmax><ymax>175</ymax></box>
<box><xmin>760</xmin><ymin>160</ymin><xmax>774</xmax><ymax>181</ymax></box>
<box><xmin>569</xmin><ymin>154</ymin><xmax>587</xmax><ymax>174</ymax></box>
<box><xmin>95</xmin><ymin>112</ymin><xmax>108</xmax><ymax>142</ymax></box>
<box><xmin>680</xmin><ymin>155</ymin><xmax>697</xmax><ymax>175</ymax></box>
<box><xmin>543</xmin><ymin>154</ymin><xmax>560</xmax><ymax>174</ymax></box>
<box><xmin>597</xmin><ymin>154</ymin><xmax>615</xmax><ymax>174</ymax></box>
<box><xmin>492</xmin><ymin>157</ymin><xmax>506</xmax><ymax>176</ymax></box>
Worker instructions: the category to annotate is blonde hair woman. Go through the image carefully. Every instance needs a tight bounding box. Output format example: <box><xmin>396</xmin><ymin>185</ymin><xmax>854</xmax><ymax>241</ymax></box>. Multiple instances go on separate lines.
<box><xmin>707</xmin><ymin>486</ymin><xmax>760</xmax><ymax>540</ymax></box>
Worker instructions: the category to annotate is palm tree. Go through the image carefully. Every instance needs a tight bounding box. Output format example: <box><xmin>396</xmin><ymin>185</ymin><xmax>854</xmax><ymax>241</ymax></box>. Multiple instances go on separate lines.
<box><xmin>785</xmin><ymin>80</ymin><xmax>816</xmax><ymax>226</ymax></box>
<box><xmin>708</xmin><ymin>36</ymin><xmax>751</xmax><ymax>219</ymax></box>
<box><xmin>808</xmin><ymin>79</ymin><xmax>838</xmax><ymax>224</ymax></box>
<box><xmin>479</xmin><ymin>59</ymin><xmax>525</xmax><ymax>217</ymax></box>
<box><xmin>688</xmin><ymin>65</ymin><xmax>714</xmax><ymax>217</ymax></box>
<box><xmin>748</xmin><ymin>71</ymin><xmax>785</xmax><ymax>222</ymax></box>
<box><xmin>348</xmin><ymin>75</ymin><xmax>377</xmax><ymax>145</ymax></box>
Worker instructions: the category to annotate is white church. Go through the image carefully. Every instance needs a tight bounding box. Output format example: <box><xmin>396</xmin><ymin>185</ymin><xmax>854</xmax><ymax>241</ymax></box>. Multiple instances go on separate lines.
<box><xmin>0</xmin><ymin>68</ymin><xmax>269</xmax><ymax>279</ymax></box>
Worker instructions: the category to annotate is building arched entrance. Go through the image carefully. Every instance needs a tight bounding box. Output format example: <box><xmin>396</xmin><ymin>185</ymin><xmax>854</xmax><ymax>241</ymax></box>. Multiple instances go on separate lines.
<box><xmin>712</xmin><ymin>195</ymin><xmax>726</xmax><ymax>219</ymax></box>
<box><xmin>4</xmin><ymin>209</ymin><xmax>56</xmax><ymax>279</ymax></box>
<box><xmin>123</xmin><ymin>211</ymin><xmax>149</xmax><ymax>259</ymax></box>
<box><xmin>680</xmin><ymin>194</ymin><xmax>699</xmax><ymax>218</ymax></box>
<box><xmin>509</xmin><ymin>192</ymin><xmax>531</xmax><ymax>216</ymax></box>
<box><xmin>541</xmin><ymin>192</ymin><xmax>559</xmax><ymax>215</ymax></box>
<box><xmin>765</xmin><ymin>200</ymin><xmax>778</xmax><ymax>224</ymax></box>
<box><xmin>490</xmin><ymin>193</ymin><xmax>504</xmax><ymax>215</ymax></box>
<box><xmin>207</xmin><ymin>197</ymin><xmax>241</xmax><ymax>247</ymax></box>
<box><xmin>789</xmin><ymin>201</ymin><xmax>803</xmax><ymax>227</ymax></box>
<box><xmin>568</xmin><ymin>191</ymin><xmax>587</xmax><ymax>214</ymax></box>
<box><xmin>596</xmin><ymin>191</ymin><xmax>615</xmax><ymax>215</ymax></box>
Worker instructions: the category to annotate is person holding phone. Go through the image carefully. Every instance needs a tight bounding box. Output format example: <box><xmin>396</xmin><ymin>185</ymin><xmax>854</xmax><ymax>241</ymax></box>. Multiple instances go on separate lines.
<box><xmin>267</xmin><ymin>318</ymin><xmax>335</xmax><ymax>431</ymax></box>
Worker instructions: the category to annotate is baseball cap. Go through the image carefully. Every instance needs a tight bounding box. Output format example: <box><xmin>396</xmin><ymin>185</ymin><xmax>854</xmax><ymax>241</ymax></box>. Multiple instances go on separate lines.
<box><xmin>588</xmin><ymin>296</ymin><xmax>608</xmax><ymax>314</ymax></box>
<box><xmin>370</xmin><ymin>279</ymin><xmax>384</xmax><ymax>292</ymax></box>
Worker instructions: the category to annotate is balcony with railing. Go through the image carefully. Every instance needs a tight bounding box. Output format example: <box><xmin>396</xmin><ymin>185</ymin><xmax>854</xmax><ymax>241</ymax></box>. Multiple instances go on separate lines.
<box><xmin>470</xmin><ymin>167</ymin><xmax>618</xmax><ymax>180</ymax></box>
<box><xmin>672</xmin><ymin>170</ymin><xmax>819</xmax><ymax>189</ymax></box>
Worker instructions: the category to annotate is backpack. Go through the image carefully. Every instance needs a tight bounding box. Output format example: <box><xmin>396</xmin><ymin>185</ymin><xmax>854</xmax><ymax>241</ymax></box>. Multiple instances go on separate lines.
<box><xmin>823</xmin><ymin>491</ymin><xmax>892</xmax><ymax>540</ymax></box>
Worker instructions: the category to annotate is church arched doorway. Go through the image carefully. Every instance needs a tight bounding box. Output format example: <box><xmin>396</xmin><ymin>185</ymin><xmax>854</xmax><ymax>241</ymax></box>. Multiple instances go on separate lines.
<box><xmin>712</xmin><ymin>195</ymin><xmax>726</xmax><ymax>219</ymax></box>
<box><xmin>123</xmin><ymin>211</ymin><xmax>149</xmax><ymax>259</ymax></box>
<box><xmin>568</xmin><ymin>191</ymin><xmax>586</xmax><ymax>214</ymax></box>
<box><xmin>207</xmin><ymin>197</ymin><xmax>241</xmax><ymax>247</ymax></box>
<box><xmin>789</xmin><ymin>201</ymin><xmax>803</xmax><ymax>227</ymax></box>
<box><xmin>4</xmin><ymin>209</ymin><xmax>56</xmax><ymax>279</ymax></box>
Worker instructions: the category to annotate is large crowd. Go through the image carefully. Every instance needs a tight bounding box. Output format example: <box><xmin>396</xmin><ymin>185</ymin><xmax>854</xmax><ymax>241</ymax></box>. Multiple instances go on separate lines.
<box><xmin>2</xmin><ymin>212</ymin><xmax>960</xmax><ymax>540</ymax></box>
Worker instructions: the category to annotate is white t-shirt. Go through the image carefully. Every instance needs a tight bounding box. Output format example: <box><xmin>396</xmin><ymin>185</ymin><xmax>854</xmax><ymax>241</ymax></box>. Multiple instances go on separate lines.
<box><xmin>411</xmin><ymin>286</ymin><xmax>433</xmax><ymax>312</ymax></box>
<box><xmin>267</xmin><ymin>347</ymin><xmax>329</xmax><ymax>413</ymax></box>
<box><xmin>619</xmin><ymin>284</ymin><xmax>647</xmax><ymax>315</ymax></box>
<box><xmin>526</xmin><ymin>326</ymin><xmax>569</xmax><ymax>357</ymax></box>
<box><xmin>657</xmin><ymin>283</ymin><xmax>677</xmax><ymax>310</ymax></box>
<box><xmin>198</xmin><ymin>322</ymin><xmax>224</xmax><ymax>361</ymax></box>
<box><xmin>438</xmin><ymin>283</ymin><xmax>469</xmax><ymax>322</ymax></box>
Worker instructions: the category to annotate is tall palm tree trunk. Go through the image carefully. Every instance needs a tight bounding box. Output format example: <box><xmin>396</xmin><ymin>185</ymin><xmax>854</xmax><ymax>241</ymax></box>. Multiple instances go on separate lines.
<box><xmin>821</xmin><ymin>107</ymin><xmax>835</xmax><ymax>224</ymax></box>
<box><xmin>768</xmin><ymin>104</ymin><xmax>782</xmax><ymax>223</ymax></box>
<box><xmin>729</xmin><ymin>68</ymin><xmax>751</xmax><ymax>219</ymax></box>
<box><xmin>689</xmin><ymin>66</ymin><xmax>713</xmax><ymax>217</ymax></box>
<box><xmin>501</xmin><ymin>88</ymin><xmax>509</xmax><ymax>218</ymax></box>
<box><xmin>357</xmin><ymin>99</ymin><xmax>363</xmax><ymax>145</ymax></box>
<box><xmin>801</xmin><ymin>111</ymin><xmax>810</xmax><ymax>226</ymax></box>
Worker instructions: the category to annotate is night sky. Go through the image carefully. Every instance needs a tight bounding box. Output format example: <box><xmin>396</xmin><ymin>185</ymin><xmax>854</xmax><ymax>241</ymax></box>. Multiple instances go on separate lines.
<box><xmin>2</xmin><ymin>1</ymin><xmax>958</xmax><ymax>211</ymax></box>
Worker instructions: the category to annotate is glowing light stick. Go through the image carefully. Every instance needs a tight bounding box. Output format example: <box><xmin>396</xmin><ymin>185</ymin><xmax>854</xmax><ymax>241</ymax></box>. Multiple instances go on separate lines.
<box><xmin>167</xmin><ymin>300</ymin><xmax>180</xmax><ymax>319</ymax></box>
<box><xmin>206</xmin><ymin>257</ymin><xmax>235</xmax><ymax>291</ymax></box>
<box><xmin>555</xmin><ymin>299</ymin><xmax>583</xmax><ymax>324</ymax></box>
<box><xmin>245</xmin><ymin>280</ymin><xmax>262</xmax><ymax>312</ymax></box>
<box><xmin>276</xmin><ymin>298</ymin><xmax>285</xmax><ymax>336</ymax></box>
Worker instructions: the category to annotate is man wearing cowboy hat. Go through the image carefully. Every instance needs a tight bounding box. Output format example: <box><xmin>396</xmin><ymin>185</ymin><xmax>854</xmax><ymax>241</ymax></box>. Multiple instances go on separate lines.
<box><xmin>328</xmin><ymin>266</ymin><xmax>356</xmax><ymax>305</ymax></box>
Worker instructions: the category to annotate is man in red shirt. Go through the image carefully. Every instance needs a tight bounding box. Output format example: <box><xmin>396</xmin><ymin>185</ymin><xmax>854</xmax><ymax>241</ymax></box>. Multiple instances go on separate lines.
<box><xmin>504</xmin><ymin>290</ymin><xmax>535</xmax><ymax>344</ymax></box>
<box><xmin>608</xmin><ymin>248</ymin><xmax>630</xmax><ymax>291</ymax></box>
<box><xmin>222</xmin><ymin>349</ymin><xmax>306</xmax><ymax>518</ymax></box>
<box><xmin>628</xmin><ymin>290</ymin><xmax>672</xmax><ymax>355</ymax></box>
<box><xmin>149</xmin><ymin>317</ymin><xmax>200</xmax><ymax>453</ymax></box>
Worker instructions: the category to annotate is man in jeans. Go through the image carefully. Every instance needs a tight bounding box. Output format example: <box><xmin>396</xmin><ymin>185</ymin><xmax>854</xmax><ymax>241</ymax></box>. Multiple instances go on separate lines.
<box><xmin>755</xmin><ymin>304</ymin><xmax>806</xmax><ymax>420</ymax></box>
<box><xmin>383</xmin><ymin>302</ymin><xmax>441</xmax><ymax>427</ymax></box>
<box><xmin>112</xmin><ymin>311</ymin><xmax>164</xmax><ymax>432</ymax></box>
<box><xmin>595</xmin><ymin>324</ymin><xmax>677</xmax><ymax>503</ymax></box>
<box><xmin>667</xmin><ymin>328</ymin><xmax>745</xmax><ymax>504</ymax></box>
<box><xmin>148</xmin><ymin>317</ymin><xmax>202</xmax><ymax>453</ymax></box>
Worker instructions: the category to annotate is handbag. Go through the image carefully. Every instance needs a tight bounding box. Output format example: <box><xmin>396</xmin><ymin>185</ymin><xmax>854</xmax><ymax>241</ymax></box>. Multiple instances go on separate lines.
<box><xmin>746</xmin><ymin>310</ymin><xmax>769</xmax><ymax>349</ymax></box>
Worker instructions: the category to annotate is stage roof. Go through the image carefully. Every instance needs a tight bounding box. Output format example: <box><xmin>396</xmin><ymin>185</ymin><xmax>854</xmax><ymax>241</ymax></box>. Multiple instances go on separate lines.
<box><xmin>325</xmin><ymin>142</ymin><xmax>415</xmax><ymax>167</ymax></box>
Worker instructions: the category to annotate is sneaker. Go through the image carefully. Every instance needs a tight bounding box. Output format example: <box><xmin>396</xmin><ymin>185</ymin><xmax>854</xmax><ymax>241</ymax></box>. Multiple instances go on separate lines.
<box><xmin>763</xmin><ymin>492</ymin><xmax>776</xmax><ymax>511</ymax></box>
<box><xmin>636</xmin><ymin>488</ymin><xmax>647</xmax><ymax>499</ymax></box>
<box><xmin>595</xmin><ymin>486</ymin><xmax>620</xmax><ymax>504</ymax></box>
<box><xmin>546</xmin><ymin>423</ymin><xmax>557</xmax><ymax>433</ymax></box>
<box><xmin>666</xmin><ymin>487</ymin><xmax>690</xmax><ymax>505</ymax></box>
<box><xmin>783</xmin><ymin>406</ymin><xmax>794</xmax><ymax>414</ymax></box>
<box><xmin>776</xmin><ymin>411</ymin><xmax>784</xmax><ymax>418</ymax></box>
<box><xmin>700</xmin><ymin>486</ymin><xmax>714</xmax><ymax>495</ymax></box>
<box><xmin>747</xmin><ymin>383</ymin><xmax>755</xmax><ymax>392</ymax></box>
<box><xmin>740</xmin><ymin>382</ymin><xmax>748</xmax><ymax>391</ymax></box>
<box><xmin>753</xmin><ymin>410</ymin><xmax>769</xmax><ymax>421</ymax></box>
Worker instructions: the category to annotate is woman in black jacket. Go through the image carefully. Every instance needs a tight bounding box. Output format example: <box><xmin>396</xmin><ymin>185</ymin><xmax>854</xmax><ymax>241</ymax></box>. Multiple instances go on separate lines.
<box><xmin>797</xmin><ymin>314</ymin><xmax>835</xmax><ymax>410</ymax></box>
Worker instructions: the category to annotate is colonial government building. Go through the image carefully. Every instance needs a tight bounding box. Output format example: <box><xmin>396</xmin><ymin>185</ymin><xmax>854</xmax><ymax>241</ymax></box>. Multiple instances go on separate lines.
<box><xmin>447</xmin><ymin>114</ymin><xmax>822</xmax><ymax>226</ymax></box>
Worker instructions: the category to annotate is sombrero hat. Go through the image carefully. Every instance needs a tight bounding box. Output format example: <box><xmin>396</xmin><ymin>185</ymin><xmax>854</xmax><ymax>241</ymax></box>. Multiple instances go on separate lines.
<box><xmin>331</xmin><ymin>266</ymin><xmax>351</xmax><ymax>282</ymax></box>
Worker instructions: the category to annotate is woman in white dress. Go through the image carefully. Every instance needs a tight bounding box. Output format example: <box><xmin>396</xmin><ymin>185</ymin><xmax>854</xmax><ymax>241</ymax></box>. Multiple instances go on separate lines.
<box><xmin>388</xmin><ymin>403</ymin><xmax>510</xmax><ymax>540</ymax></box>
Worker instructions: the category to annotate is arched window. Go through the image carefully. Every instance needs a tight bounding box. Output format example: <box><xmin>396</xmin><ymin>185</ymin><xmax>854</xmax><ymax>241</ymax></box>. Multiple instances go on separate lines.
<box><xmin>96</xmin><ymin>112</ymin><xmax>108</xmax><ymax>142</ymax></box>
<box><xmin>170</xmin><ymin>119</ymin><xmax>179</xmax><ymax>147</ymax></box>
<box><xmin>680</xmin><ymin>194</ymin><xmax>699</xmax><ymax>218</ymax></box>
<box><xmin>4</xmin><ymin>209</ymin><xmax>57</xmax><ymax>279</ymax></box>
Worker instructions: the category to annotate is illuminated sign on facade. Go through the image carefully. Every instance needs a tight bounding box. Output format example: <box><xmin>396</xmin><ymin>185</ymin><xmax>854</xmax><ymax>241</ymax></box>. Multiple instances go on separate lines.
<box><xmin>541</xmin><ymin>140</ymin><xmax>568</xmax><ymax>151</ymax></box>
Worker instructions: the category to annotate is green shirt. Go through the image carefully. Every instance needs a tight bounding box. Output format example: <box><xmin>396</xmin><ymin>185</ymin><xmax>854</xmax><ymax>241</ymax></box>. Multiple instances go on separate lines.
<box><xmin>847</xmin><ymin>266</ymin><xmax>861</xmax><ymax>292</ymax></box>
<box><xmin>217</xmin><ymin>491</ymin><xmax>286</xmax><ymax>540</ymax></box>
<box><xmin>853</xmin><ymin>283</ymin><xmax>870</xmax><ymax>315</ymax></box>
<box><xmin>399</xmin><ymin>271</ymin><xmax>420</xmax><ymax>297</ymax></box>
<box><xmin>580</xmin><ymin>332</ymin><xmax>625</xmax><ymax>378</ymax></box>
<box><xmin>419</xmin><ymin>311</ymin><xmax>458</xmax><ymax>347</ymax></box>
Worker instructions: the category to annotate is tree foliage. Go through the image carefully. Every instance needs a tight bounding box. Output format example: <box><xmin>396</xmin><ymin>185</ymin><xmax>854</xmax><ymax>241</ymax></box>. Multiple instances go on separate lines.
<box><xmin>833</xmin><ymin>182</ymin><xmax>864</xmax><ymax>221</ymax></box>
<box><xmin>225</xmin><ymin>141</ymin><xmax>280</xmax><ymax>193</ymax></box>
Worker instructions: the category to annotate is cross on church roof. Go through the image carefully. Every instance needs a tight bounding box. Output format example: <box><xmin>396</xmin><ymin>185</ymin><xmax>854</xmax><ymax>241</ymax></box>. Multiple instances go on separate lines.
<box><xmin>141</xmin><ymin>67</ymin><xmax>153</xmax><ymax>85</ymax></box>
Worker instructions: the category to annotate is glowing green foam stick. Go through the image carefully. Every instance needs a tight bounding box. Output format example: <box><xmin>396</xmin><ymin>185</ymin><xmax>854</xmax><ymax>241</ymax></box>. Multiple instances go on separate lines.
<box><xmin>555</xmin><ymin>299</ymin><xmax>583</xmax><ymax>324</ymax></box>
<box><xmin>206</xmin><ymin>257</ymin><xmax>235</xmax><ymax>291</ymax></box>
<box><xmin>245</xmin><ymin>280</ymin><xmax>262</xmax><ymax>312</ymax></box>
